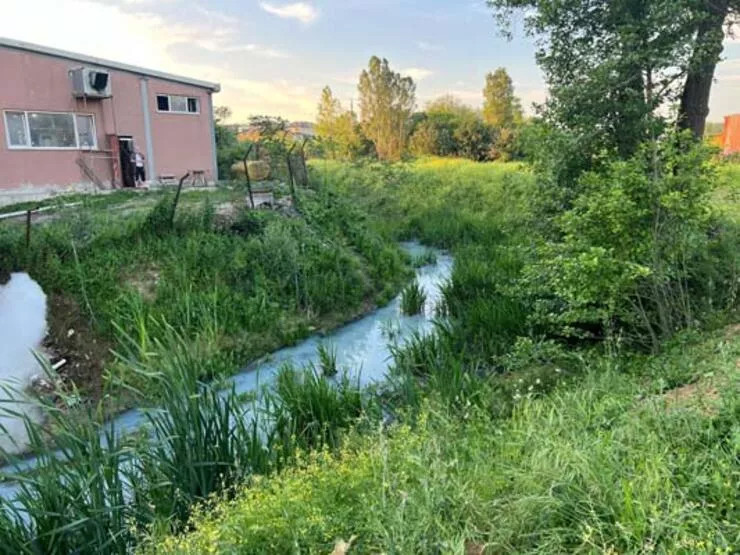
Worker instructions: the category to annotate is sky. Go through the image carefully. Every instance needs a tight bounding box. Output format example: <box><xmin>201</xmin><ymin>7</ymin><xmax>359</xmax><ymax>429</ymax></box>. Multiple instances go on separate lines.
<box><xmin>1</xmin><ymin>0</ymin><xmax>739</xmax><ymax>124</ymax></box>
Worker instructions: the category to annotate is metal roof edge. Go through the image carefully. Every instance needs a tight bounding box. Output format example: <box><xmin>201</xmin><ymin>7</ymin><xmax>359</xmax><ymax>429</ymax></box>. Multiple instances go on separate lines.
<box><xmin>0</xmin><ymin>37</ymin><xmax>221</xmax><ymax>93</ymax></box>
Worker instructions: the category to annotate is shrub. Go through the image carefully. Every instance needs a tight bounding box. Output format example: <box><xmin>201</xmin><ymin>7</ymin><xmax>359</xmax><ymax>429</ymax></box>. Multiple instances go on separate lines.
<box><xmin>526</xmin><ymin>133</ymin><xmax>739</xmax><ymax>351</ymax></box>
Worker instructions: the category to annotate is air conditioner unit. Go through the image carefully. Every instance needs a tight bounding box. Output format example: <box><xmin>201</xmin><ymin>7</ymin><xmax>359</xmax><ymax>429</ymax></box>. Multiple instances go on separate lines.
<box><xmin>71</xmin><ymin>67</ymin><xmax>112</xmax><ymax>99</ymax></box>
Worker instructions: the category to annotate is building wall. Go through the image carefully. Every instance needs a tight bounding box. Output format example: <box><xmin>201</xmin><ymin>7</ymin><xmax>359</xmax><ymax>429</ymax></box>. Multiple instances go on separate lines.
<box><xmin>0</xmin><ymin>47</ymin><xmax>112</xmax><ymax>195</ymax></box>
<box><xmin>147</xmin><ymin>78</ymin><xmax>215</xmax><ymax>180</ymax></box>
<box><xmin>721</xmin><ymin>114</ymin><xmax>740</xmax><ymax>156</ymax></box>
<box><xmin>0</xmin><ymin>45</ymin><xmax>216</xmax><ymax>203</ymax></box>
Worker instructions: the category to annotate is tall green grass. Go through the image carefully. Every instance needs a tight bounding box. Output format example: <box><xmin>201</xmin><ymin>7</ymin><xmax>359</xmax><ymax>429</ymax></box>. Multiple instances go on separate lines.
<box><xmin>399</xmin><ymin>279</ymin><xmax>426</xmax><ymax>315</ymax></box>
<box><xmin>0</xmin><ymin>324</ymin><xmax>373</xmax><ymax>552</ymax></box>
<box><xmin>0</xmin><ymin>187</ymin><xmax>409</xmax><ymax>400</ymax></box>
<box><xmin>151</xmin><ymin>328</ymin><xmax>740</xmax><ymax>554</ymax></box>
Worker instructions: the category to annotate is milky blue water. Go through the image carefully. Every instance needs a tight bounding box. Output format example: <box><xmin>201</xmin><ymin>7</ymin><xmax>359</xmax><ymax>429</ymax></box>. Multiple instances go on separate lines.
<box><xmin>0</xmin><ymin>242</ymin><xmax>452</xmax><ymax>499</ymax></box>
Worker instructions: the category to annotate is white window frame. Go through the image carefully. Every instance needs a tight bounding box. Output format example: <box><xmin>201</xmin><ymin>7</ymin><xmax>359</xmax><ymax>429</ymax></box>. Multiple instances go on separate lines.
<box><xmin>3</xmin><ymin>110</ymin><xmax>98</xmax><ymax>151</ymax></box>
<box><xmin>155</xmin><ymin>94</ymin><xmax>200</xmax><ymax>115</ymax></box>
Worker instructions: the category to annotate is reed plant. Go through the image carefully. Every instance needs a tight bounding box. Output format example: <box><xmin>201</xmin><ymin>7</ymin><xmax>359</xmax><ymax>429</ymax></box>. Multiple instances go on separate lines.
<box><xmin>400</xmin><ymin>280</ymin><xmax>426</xmax><ymax>315</ymax></box>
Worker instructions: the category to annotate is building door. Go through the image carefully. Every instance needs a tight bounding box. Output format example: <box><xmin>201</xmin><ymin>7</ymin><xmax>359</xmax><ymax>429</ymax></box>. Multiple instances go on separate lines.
<box><xmin>118</xmin><ymin>137</ymin><xmax>135</xmax><ymax>188</ymax></box>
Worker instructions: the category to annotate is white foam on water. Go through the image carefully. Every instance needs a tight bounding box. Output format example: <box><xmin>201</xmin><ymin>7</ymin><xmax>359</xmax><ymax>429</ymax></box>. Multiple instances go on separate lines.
<box><xmin>0</xmin><ymin>273</ymin><xmax>47</xmax><ymax>455</ymax></box>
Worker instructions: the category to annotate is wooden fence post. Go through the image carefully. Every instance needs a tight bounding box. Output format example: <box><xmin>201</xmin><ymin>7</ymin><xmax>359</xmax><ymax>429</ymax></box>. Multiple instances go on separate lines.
<box><xmin>25</xmin><ymin>210</ymin><xmax>32</xmax><ymax>248</ymax></box>
<box><xmin>170</xmin><ymin>172</ymin><xmax>190</xmax><ymax>228</ymax></box>
<box><xmin>242</xmin><ymin>144</ymin><xmax>255</xmax><ymax>209</ymax></box>
<box><xmin>286</xmin><ymin>143</ymin><xmax>297</xmax><ymax>204</ymax></box>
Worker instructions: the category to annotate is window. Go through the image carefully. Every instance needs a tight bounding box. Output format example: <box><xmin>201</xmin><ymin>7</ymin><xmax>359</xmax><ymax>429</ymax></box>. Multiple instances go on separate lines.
<box><xmin>28</xmin><ymin>112</ymin><xmax>76</xmax><ymax>148</ymax></box>
<box><xmin>76</xmin><ymin>115</ymin><xmax>96</xmax><ymax>149</ymax></box>
<box><xmin>3</xmin><ymin>111</ymin><xmax>97</xmax><ymax>150</ymax></box>
<box><xmin>5</xmin><ymin>112</ymin><xmax>27</xmax><ymax>147</ymax></box>
<box><xmin>157</xmin><ymin>95</ymin><xmax>169</xmax><ymax>112</ymax></box>
<box><xmin>156</xmin><ymin>94</ymin><xmax>199</xmax><ymax>114</ymax></box>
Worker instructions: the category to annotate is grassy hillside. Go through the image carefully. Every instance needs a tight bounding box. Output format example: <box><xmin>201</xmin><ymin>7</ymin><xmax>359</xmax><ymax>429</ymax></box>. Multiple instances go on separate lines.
<box><xmin>152</xmin><ymin>326</ymin><xmax>739</xmax><ymax>554</ymax></box>
<box><xmin>0</xmin><ymin>185</ymin><xmax>409</xmax><ymax>403</ymax></box>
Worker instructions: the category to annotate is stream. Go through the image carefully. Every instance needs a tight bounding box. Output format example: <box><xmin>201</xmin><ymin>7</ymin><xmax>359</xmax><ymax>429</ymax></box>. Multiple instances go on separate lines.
<box><xmin>0</xmin><ymin>242</ymin><xmax>452</xmax><ymax>499</ymax></box>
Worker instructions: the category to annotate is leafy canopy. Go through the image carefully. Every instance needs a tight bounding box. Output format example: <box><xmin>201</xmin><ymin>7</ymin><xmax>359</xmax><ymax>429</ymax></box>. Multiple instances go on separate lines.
<box><xmin>358</xmin><ymin>56</ymin><xmax>417</xmax><ymax>161</ymax></box>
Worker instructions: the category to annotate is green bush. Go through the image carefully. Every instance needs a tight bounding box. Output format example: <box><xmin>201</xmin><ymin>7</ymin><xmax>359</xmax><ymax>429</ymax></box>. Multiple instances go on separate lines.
<box><xmin>525</xmin><ymin>133</ymin><xmax>739</xmax><ymax>351</ymax></box>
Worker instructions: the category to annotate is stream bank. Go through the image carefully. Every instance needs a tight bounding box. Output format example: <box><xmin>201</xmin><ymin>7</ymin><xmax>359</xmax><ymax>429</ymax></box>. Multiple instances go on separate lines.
<box><xmin>0</xmin><ymin>242</ymin><xmax>452</xmax><ymax>498</ymax></box>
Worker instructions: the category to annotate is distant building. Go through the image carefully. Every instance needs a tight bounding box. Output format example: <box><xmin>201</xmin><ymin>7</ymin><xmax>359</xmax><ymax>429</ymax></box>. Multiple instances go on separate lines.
<box><xmin>223</xmin><ymin>124</ymin><xmax>250</xmax><ymax>135</ymax></box>
<box><xmin>0</xmin><ymin>37</ymin><xmax>220</xmax><ymax>205</ymax></box>
<box><xmin>714</xmin><ymin>114</ymin><xmax>740</xmax><ymax>156</ymax></box>
<box><xmin>234</xmin><ymin>120</ymin><xmax>315</xmax><ymax>143</ymax></box>
<box><xmin>287</xmin><ymin>121</ymin><xmax>316</xmax><ymax>140</ymax></box>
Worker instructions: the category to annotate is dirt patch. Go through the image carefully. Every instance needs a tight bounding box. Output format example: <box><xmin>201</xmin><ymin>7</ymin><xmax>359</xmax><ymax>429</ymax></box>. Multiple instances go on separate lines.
<box><xmin>123</xmin><ymin>265</ymin><xmax>160</xmax><ymax>302</ymax></box>
<box><xmin>44</xmin><ymin>294</ymin><xmax>113</xmax><ymax>402</ymax></box>
<box><xmin>725</xmin><ymin>323</ymin><xmax>740</xmax><ymax>338</ymax></box>
<box><xmin>660</xmin><ymin>381</ymin><xmax>721</xmax><ymax>414</ymax></box>
<box><xmin>465</xmin><ymin>541</ymin><xmax>486</xmax><ymax>555</ymax></box>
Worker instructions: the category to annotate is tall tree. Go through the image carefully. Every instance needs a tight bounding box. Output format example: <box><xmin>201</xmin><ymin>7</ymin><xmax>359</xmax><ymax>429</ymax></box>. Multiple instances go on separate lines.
<box><xmin>358</xmin><ymin>57</ymin><xmax>416</xmax><ymax>161</ymax></box>
<box><xmin>315</xmin><ymin>86</ymin><xmax>362</xmax><ymax>159</ymax></box>
<box><xmin>214</xmin><ymin>106</ymin><xmax>232</xmax><ymax>123</ymax></box>
<box><xmin>488</xmin><ymin>0</ymin><xmax>739</xmax><ymax>144</ymax></box>
<box><xmin>483</xmin><ymin>68</ymin><xmax>522</xmax><ymax>128</ymax></box>
<box><xmin>677</xmin><ymin>0</ymin><xmax>738</xmax><ymax>139</ymax></box>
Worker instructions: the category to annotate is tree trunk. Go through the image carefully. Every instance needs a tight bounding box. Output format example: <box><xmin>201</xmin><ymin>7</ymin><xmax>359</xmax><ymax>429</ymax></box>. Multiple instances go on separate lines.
<box><xmin>678</xmin><ymin>0</ymin><xmax>730</xmax><ymax>139</ymax></box>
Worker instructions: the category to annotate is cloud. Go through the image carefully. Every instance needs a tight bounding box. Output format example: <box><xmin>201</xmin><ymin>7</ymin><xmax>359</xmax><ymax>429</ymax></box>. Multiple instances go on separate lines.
<box><xmin>0</xmin><ymin>0</ymin><xmax>309</xmax><ymax>120</ymax></box>
<box><xmin>193</xmin><ymin>5</ymin><xmax>239</xmax><ymax>26</ymax></box>
<box><xmin>417</xmin><ymin>41</ymin><xmax>443</xmax><ymax>52</ymax></box>
<box><xmin>220</xmin><ymin>77</ymin><xmax>319</xmax><ymax>120</ymax></box>
<box><xmin>260</xmin><ymin>2</ymin><xmax>318</xmax><ymax>24</ymax></box>
<box><xmin>402</xmin><ymin>67</ymin><xmax>434</xmax><ymax>81</ymax></box>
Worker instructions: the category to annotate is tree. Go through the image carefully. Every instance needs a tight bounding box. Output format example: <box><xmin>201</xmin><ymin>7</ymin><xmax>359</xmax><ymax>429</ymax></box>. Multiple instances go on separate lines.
<box><xmin>409</xmin><ymin>119</ymin><xmax>440</xmax><ymax>156</ymax></box>
<box><xmin>483</xmin><ymin>68</ymin><xmax>522</xmax><ymax>128</ymax></box>
<box><xmin>213</xmin><ymin>105</ymin><xmax>247</xmax><ymax>179</ymax></box>
<box><xmin>248</xmin><ymin>115</ymin><xmax>289</xmax><ymax>140</ymax></box>
<box><xmin>425</xmin><ymin>96</ymin><xmax>474</xmax><ymax>156</ymax></box>
<box><xmin>488</xmin><ymin>0</ymin><xmax>740</xmax><ymax>145</ymax></box>
<box><xmin>454</xmin><ymin>117</ymin><xmax>493</xmax><ymax>161</ymax></box>
<box><xmin>677</xmin><ymin>0</ymin><xmax>739</xmax><ymax>139</ymax></box>
<box><xmin>315</xmin><ymin>86</ymin><xmax>362</xmax><ymax>159</ymax></box>
<box><xmin>358</xmin><ymin>57</ymin><xmax>416</xmax><ymax>161</ymax></box>
<box><xmin>214</xmin><ymin>106</ymin><xmax>232</xmax><ymax>123</ymax></box>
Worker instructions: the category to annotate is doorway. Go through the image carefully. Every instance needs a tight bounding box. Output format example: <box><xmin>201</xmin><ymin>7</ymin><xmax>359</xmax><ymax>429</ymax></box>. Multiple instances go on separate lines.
<box><xmin>118</xmin><ymin>137</ymin><xmax>135</xmax><ymax>188</ymax></box>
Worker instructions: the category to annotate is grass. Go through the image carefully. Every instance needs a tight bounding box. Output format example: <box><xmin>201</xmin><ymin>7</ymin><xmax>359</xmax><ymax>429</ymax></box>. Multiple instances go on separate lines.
<box><xmin>399</xmin><ymin>279</ymin><xmax>426</xmax><ymax>315</ymax></box>
<box><xmin>716</xmin><ymin>162</ymin><xmax>740</xmax><ymax>223</ymax></box>
<box><xmin>411</xmin><ymin>248</ymin><xmax>437</xmax><ymax>268</ymax></box>
<box><xmin>0</xmin><ymin>326</ymin><xmax>373</xmax><ymax>553</ymax></box>
<box><xmin>317</xmin><ymin>342</ymin><xmax>338</xmax><ymax>377</ymax></box>
<box><xmin>0</xmin><ymin>184</ymin><xmax>410</xmax><ymax>403</ymax></box>
<box><xmin>0</xmin><ymin>158</ymin><xmax>736</xmax><ymax>552</ymax></box>
<box><xmin>148</xmin><ymin>157</ymin><xmax>737</xmax><ymax>553</ymax></box>
<box><xmin>150</xmin><ymin>326</ymin><xmax>740</xmax><ymax>554</ymax></box>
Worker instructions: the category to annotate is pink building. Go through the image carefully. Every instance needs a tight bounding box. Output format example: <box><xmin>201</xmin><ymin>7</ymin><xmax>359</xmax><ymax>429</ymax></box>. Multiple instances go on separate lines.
<box><xmin>0</xmin><ymin>38</ymin><xmax>220</xmax><ymax>205</ymax></box>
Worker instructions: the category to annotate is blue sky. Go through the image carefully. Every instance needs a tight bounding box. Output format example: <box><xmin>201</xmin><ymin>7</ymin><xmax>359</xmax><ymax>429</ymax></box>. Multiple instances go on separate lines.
<box><xmin>1</xmin><ymin>0</ymin><xmax>739</xmax><ymax>123</ymax></box>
